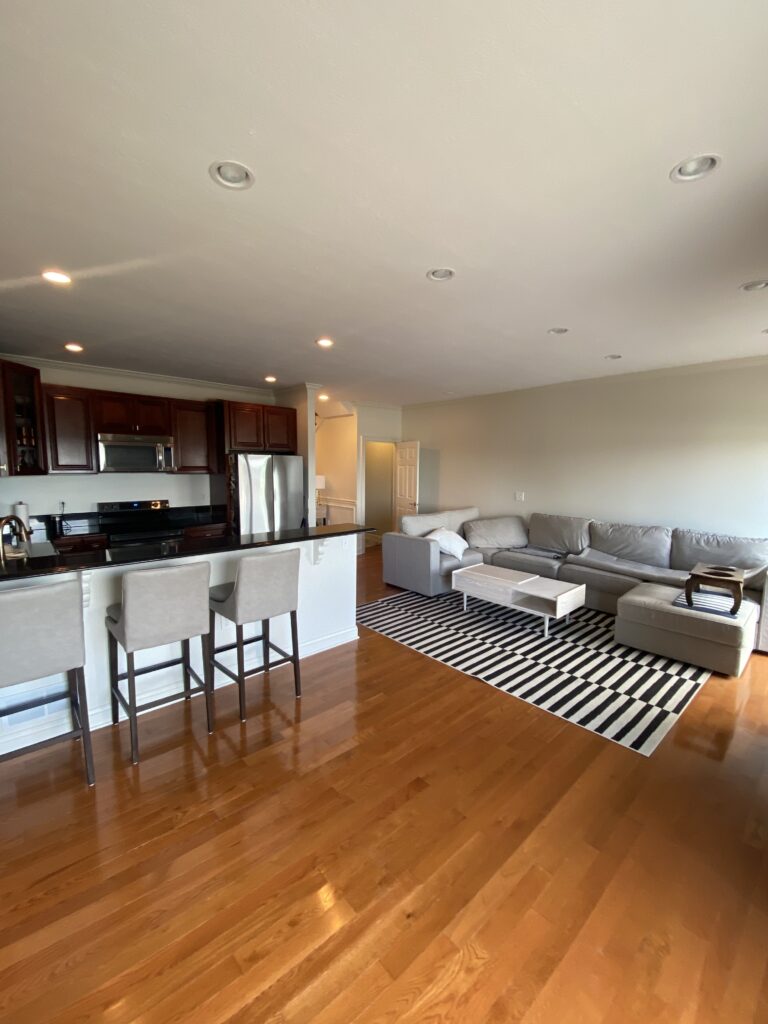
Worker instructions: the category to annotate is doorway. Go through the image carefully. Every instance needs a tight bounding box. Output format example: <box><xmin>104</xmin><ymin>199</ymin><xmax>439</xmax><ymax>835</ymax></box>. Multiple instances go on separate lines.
<box><xmin>363</xmin><ymin>441</ymin><xmax>395</xmax><ymax>546</ymax></box>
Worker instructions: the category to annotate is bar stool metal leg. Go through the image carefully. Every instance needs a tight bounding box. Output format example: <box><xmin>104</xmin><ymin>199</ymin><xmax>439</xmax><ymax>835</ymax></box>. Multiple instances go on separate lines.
<box><xmin>209</xmin><ymin>610</ymin><xmax>217</xmax><ymax>689</ymax></box>
<box><xmin>127</xmin><ymin>653</ymin><xmax>139</xmax><ymax>765</ymax></box>
<box><xmin>262</xmin><ymin>618</ymin><xmax>270</xmax><ymax>673</ymax></box>
<box><xmin>236</xmin><ymin>624</ymin><xmax>246</xmax><ymax>721</ymax></box>
<box><xmin>201</xmin><ymin>632</ymin><xmax>214</xmax><ymax>733</ymax></box>
<box><xmin>182</xmin><ymin>639</ymin><xmax>191</xmax><ymax>700</ymax></box>
<box><xmin>70</xmin><ymin>667</ymin><xmax>95</xmax><ymax>786</ymax></box>
<box><xmin>290</xmin><ymin>610</ymin><xmax>302</xmax><ymax>698</ymax></box>
<box><xmin>109</xmin><ymin>631</ymin><xmax>119</xmax><ymax>725</ymax></box>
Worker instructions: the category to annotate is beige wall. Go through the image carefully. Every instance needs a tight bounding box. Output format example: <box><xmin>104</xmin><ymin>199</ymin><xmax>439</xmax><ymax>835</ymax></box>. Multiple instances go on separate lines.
<box><xmin>402</xmin><ymin>358</ymin><xmax>768</xmax><ymax>538</ymax></box>
<box><xmin>315</xmin><ymin>414</ymin><xmax>358</xmax><ymax>502</ymax></box>
<box><xmin>364</xmin><ymin>441</ymin><xmax>395</xmax><ymax>535</ymax></box>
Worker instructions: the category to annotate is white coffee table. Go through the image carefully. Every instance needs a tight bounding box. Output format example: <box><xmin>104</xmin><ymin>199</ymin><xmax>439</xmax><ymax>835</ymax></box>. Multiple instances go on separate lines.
<box><xmin>452</xmin><ymin>563</ymin><xmax>586</xmax><ymax>637</ymax></box>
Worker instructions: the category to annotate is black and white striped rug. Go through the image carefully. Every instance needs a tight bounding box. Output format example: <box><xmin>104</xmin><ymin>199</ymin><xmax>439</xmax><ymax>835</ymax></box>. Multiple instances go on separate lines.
<box><xmin>357</xmin><ymin>591</ymin><xmax>710</xmax><ymax>756</ymax></box>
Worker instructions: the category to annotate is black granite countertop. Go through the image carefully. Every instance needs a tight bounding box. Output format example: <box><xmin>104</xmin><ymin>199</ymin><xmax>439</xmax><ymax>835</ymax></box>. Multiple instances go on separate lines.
<box><xmin>0</xmin><ymin>523</ymin><xmax>370</xmax><ymax>581</ymax></box>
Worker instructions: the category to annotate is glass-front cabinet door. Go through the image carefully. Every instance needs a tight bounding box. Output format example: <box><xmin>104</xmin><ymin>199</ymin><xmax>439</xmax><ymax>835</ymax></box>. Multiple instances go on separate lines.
<box><xmin>1</xmin><ymin>360</ymin><xmax>47</xmax><ymax>475</ymax></box>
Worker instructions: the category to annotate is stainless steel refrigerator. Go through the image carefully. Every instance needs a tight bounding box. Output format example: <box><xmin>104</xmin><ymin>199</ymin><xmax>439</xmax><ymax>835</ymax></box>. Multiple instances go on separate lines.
<box><xmin>235</xmin><ymin>453</ymin><xmax>305</xmax><ymax>535</ymax></box>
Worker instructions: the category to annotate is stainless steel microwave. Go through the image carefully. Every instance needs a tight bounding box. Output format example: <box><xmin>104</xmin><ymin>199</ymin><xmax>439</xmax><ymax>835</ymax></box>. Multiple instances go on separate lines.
<box><xmin>98</xmin><ymin>434</ymin><xmax>176</xmax><ymax>473</ymax></box>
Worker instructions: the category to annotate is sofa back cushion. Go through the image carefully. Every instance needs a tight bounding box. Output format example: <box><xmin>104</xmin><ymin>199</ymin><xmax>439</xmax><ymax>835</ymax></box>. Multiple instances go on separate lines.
<box><xmin>671</xmin><ymin>529</ymin><xmax>768</xmax><ymax>589</ymax></box>
<box><xmin>464</xmin><ymin>516</ymin><xmax>527</xmax><ymax>550</ymax></box>
<box><xmin>401</xmin><ymin>507</ymin><xmax>480</xmax><ymax>538</ymax></box>
<box><xmin>590</xmin><ymin>521</ymin><xmax>671</xmax><ymax>567</ymax></box>
<box><xmin>528</xmin><ymin>513</ymin><xmax>591</xmax><ymax>555</ymax></box>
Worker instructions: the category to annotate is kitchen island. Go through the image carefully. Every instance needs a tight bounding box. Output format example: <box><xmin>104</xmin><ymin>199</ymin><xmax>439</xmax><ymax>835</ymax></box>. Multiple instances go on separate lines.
<box><xmin>0</xmin><ymin>523</ymin><xmax>368</xmax><ymax>757</ymax></box>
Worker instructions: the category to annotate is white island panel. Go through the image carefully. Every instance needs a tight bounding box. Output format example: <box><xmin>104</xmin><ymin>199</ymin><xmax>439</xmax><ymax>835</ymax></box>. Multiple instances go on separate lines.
<box><xmin>0</xmin><ymin>533</ymin><xmax>358</xmax><ymax>756</ymax></box>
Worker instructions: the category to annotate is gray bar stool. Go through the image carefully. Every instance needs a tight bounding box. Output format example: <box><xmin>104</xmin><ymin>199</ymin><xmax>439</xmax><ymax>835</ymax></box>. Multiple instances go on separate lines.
<box><xmin>0</xmin><ymin>580</ymin><xmax>94</xmax><ymax>785</ymax></box>
<box><xmin>209</xmin><ymin>548</ymin><xmax>301</xmax><ymax>720</ymax></box>
<box><xmin>106</xmin><ymin>561</ymin><xmax>213</xmax><ymax>765</ymax></box>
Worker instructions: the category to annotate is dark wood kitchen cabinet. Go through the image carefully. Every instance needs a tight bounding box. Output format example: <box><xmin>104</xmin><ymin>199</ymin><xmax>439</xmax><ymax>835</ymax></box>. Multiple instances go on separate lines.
<box><xmin>0</xmin><ymin>360</ymin><xmax>47</xmax><ymax>475</ymax></box>
<box><xmin>263</xmin><ymin>405</ymin><xmax>298</xmax><ymax>453</ymax></box>
<box><xmin>0</xmin><ymin>378</ymin><xmax>6</xmax><ymax>478</ymax></box>
<box><xmin>172</xmin><ymin>400</ymin><xmax>212</xmax><ymax>473</ymax></box>
<box><xmin>216</xmin><ymin>401</ymin><xmax>297</xmax><ymax>454</ymax></box>
<box><xmin>92</xmin><ymin>392</ymin><xmax>171</xmax><ymax>436</ymax></box>
<box><xmin>135</xmin><ymin>396</ymin><xmax>172</xmax><ymax>435</ymax></box>
<box><xmin>43</xmin><ymin>385</ymin><xmax>97</xmax><ymax>473</ymax></box>
<box><xmin>225</xmin><ymin>402</ymin><xmax>265</xmax><ymax>451</ymax></box>
<box><xmin>53</xmin><ymin>532</ymin><xmax>108</xmax><ymax>554</ymax></box>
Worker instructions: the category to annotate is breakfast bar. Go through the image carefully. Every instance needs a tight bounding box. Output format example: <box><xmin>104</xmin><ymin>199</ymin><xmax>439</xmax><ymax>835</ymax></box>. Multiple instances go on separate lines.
<box><xmin>0</xmin><ymin>523</ymin><xmax>367</xmax><ymax>757</ymax></box>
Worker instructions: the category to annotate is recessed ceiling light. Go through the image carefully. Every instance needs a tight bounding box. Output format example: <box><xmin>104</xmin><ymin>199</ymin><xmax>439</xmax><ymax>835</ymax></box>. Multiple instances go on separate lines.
<box><xmin>426</xmin><ymin>268</ymin><xmax>455</xmax><ymax>281</ymax></box>
<box><xmin>317</xmin><ymin>393</ymin><xmax>330</xmax><ymax>402</ymax></box>
<box><xmin>740</xmin><ymin>280</ymin><xmax>768</xmax><ymax>292</ymax></box>
<box><xmin>64</xmin><ymin>342</ymin><xmax>84</xmax><ymax>353</ymax></box>
<box><xmin>547</xmin><ymin>327</ymin><xmax>568</xmax><ymax>335</ymax></box>
<box><xmin>604</xmin><ymin>354</ymin><xmax>622</xmax><ymax>360</ymax></box>
<box><xmin>208</xmin><ymin>160</ymin><xmax>254</xmax><ymax>190</ymax></box>
<box><xmin>669</xmin><ymin>154</ymin><xmax>721</xmax><ymax>182</ymax></box>
<box><xmin>316</xmin><ymin>337</ymin><xmax>334</xmax><ymax>348</ymax></box>
<box><xmin>42</xmin><ymin>269</ymin><xmax>71</xmax><ymax>285</ymax></box>
<box><xmin>264</xmin><ymin>375</ymin><xmax>277</xmax><ymax>383</ymax></box>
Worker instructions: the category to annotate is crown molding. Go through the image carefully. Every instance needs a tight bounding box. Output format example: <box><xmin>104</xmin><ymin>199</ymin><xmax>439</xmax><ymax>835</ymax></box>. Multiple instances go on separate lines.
<box><xmin>0</xmin><ymin>353</ymin><xmax>275</xmax><ymax>400</ymax></box>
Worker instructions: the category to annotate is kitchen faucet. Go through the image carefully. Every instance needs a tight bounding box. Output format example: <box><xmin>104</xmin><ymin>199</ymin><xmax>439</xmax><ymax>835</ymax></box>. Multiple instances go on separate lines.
<box><xmin>0</xmin><ymin>514</ymin><xmax>32</xmax><ymax>568</ymax></box>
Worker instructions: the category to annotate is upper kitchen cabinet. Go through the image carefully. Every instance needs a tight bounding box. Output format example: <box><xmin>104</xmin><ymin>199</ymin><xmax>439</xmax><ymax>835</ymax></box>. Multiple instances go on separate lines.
<box><xmin>135</xmin><ymin>396</ymin><xmax>172</xmax><ymax>435</ymax></box>
<box><xmin>225</xmin><ymin>402</ymin><xmax>264</xmax><ymax>451</ymax></box>
<box><xmin>43</xmin><ymin>385</ymin><xmax>97</xmax><ymax>473</ymax></box>
<box><xmin>172</xmin><ymin>400</ymin><xmax>212</xmax><ymax>473</ymax></box>
<box><xmin>0</xmin><ymin>360</ymin><xmax>47</xmax><ymax>475</ymax></box>
<box><xmin>216</xmin><ymin>401</ymin><xmax>297</xmax><ymax>454</ymax></box>
<box><xmin>92</xmin><ymin>392</ymin><xmax>171</xmax><ymax>436</ymax></box>
<box><xmin>263</xmin><ymin>405</ymin><xmax>298</xmax><ymax>453</ymax></box>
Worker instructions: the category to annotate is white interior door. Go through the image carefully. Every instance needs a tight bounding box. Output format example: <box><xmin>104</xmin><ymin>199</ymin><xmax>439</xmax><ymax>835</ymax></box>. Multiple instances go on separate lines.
<box><xmin>395</xmin><ymin>441</ymin><xmax>420</xmax><ymax>525</ymax></box>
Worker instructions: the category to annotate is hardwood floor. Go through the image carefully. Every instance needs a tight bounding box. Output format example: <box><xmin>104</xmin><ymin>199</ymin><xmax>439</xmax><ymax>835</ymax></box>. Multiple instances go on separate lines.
<box><xmin>1</xmin><ymin>549</ymin><xmax>768</xmax><ymax>1022</ymax></box>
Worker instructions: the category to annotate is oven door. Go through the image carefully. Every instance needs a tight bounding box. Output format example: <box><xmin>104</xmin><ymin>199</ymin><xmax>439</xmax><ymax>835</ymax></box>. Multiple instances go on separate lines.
<box><xmin>98</xmin><ymin>435</ymin><xmax>173</xmax><ymax>473</ymax></box>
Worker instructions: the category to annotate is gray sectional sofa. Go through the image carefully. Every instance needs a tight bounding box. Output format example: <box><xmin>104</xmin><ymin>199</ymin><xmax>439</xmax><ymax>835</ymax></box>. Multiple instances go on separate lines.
<box><xmin>382</xmin><ymin>508</ymin><xmax>768</xmax><ymax>674</ymax></box>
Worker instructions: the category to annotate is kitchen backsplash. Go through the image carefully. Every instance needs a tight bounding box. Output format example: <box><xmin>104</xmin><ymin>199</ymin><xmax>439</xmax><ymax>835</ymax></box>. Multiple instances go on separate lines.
<box><xmin>0</xmin><ymin>472</ymin><xmax>212</xmax><ymax>516</ymax></box>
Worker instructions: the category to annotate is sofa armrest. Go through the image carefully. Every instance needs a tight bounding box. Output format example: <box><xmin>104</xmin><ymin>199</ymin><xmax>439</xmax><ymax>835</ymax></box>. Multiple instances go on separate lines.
<box><xmin>382</xmin><ymin>532</ymin><xmax>444</xmax><ymax>596</ymax></box>
<box><xmin>757</xmin><ymin>588</ymin><xmax>768</xmax><ymax>652</ymax></box>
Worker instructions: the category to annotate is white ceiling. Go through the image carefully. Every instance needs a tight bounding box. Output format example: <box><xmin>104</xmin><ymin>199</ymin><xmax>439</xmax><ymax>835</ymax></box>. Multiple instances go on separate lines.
<box><xmin>2</xmin><ymin>1</ymin><xmax>768</xmax><ymax>406</ymax></box>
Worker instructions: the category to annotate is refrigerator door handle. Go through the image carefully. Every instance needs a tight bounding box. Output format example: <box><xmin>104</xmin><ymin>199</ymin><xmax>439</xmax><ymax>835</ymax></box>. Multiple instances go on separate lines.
<box><xmin>266</xmin><ymin>456</ymin><xmax>276</xmax><ymax>532</ymax></box>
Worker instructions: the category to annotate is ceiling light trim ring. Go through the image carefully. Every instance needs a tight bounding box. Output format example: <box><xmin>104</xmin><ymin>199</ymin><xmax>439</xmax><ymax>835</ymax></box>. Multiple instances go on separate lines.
<box><xmin>209</xmin><ymin>160</ymin><xmax>254</xmax><ymax>190</ymax></box>
<box><xmin>426</xmin><ymin>268</ymin><xmax>455</xmax><ymax>282</ymax></box>
<box><xmin>669</xmin><ymin>154</ymin><xmax>721</xmax><ymax>182</ymax></box>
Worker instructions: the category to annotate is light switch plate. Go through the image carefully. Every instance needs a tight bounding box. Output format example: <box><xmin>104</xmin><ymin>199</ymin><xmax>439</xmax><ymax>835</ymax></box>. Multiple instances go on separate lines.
<box><xmin>515</xmin><ymin>491</ymin><xmax>525</xmax><ymax>502</ymax></box>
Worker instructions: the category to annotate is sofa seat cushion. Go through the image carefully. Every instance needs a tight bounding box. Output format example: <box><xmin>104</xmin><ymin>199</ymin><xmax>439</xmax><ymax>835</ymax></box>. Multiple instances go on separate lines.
<box><xmin>401</xmin><ymin>507</ymin><xmax>480</xmax><ymax>538</ymax></box>
<box><xmin>491</xmin><ymin>548</ymin><xmax>562</xmax><ymax>579</ymax></box>
<box><xmin>473</xmin><ymin>546</ymin><xmax>501</xmax><ymax>565</ymax></box>
<box><xmin>590</xmin><ymin>521</ymin><xmax>672</xmax><ymax>568</ymax></box>
<box><xmin>528</xmin><ymin>513</ymin><xmax>591</xmax><ymax>555</ymax></box>
<box><xmin>464</xmin><ymin>516</ymin><xmax>527</xmax><ymax>550</ymax></box>
<box><xmin>617</xmin><ymin>583</ymin><xmax>759</xmax><ymax>648</ymax></box>
<box><xmin>440</xmin><ymin>549</ymin><xmax>483</xmax><ymax>575</ymax></box>
<box><xmin>565</xmin><ymin>549</ymin><xmax>690</xmax><ymax>586</ymax></box>
<box><xmin>558</xmin><ymin>563</ymin><xmax>640</xmax><ymax>597</ymax></box>
<box><xmin>671</xmin><ymin>528</ymin><xmax>768</xmax><ymax>589</ymax></box>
